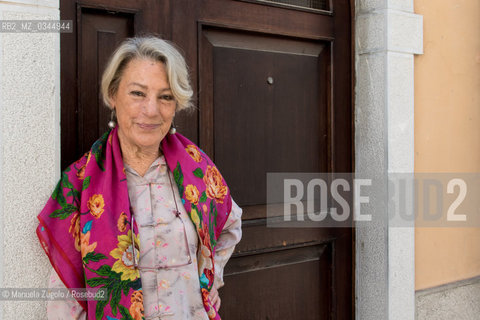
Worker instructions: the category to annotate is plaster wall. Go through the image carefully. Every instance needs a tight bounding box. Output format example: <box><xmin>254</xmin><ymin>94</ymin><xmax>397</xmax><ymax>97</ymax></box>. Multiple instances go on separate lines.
<box><xmin>0</xmin><ymin>0</ymin><xmax>60</xmax><ymax>318</ymax></box>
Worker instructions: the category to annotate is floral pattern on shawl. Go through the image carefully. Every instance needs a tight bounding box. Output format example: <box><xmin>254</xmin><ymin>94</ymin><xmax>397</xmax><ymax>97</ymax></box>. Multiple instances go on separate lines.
<box><xmin>37</xmin><ymin>128</ymin><xmax>232</xmax><ymax>320</ymax></box>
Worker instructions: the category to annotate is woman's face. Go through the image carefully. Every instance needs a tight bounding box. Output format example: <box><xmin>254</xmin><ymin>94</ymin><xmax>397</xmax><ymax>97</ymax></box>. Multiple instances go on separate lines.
<box><xmin>110</xmin><ymin>58</ymin><xmax>176</xmax><ymax>153</ymax></box>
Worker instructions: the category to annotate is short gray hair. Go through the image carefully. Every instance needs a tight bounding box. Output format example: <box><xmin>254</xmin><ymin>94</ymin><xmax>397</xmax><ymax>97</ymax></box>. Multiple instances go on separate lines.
<box><xmin>101</xmin><ymin>36</ymin><xmax>194</xmax><ymax>111</ymax></box>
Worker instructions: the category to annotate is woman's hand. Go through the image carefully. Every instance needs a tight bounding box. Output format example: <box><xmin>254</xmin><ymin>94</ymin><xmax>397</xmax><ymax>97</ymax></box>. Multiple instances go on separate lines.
<box><xmin>209</xmin><ymin>286</ymin><xmax>221</xmax><ymax>311</ymax></box>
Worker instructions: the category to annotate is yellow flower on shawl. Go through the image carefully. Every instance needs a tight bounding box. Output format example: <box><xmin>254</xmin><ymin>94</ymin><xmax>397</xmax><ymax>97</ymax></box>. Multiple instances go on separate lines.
<box><xmin>203</xmin><ymin>165</ymin><xmax>228</xmax><ymax>203</ymax></box>
<box><xmin>185</xmin><ymin>184</ymin><xmax>200</xmax><ymax>205</ymax></box>
<box><xmin>190</xmin><ymin>208</ymin><xmax>200</xmax><ymax>227</ymax></box>
<box><xmin>69</xmin><ymin>212</ymin><xmax>81</xmax><ymax>251</ymax></box>
<box><xmin>110</xmin><ymin>230</ymin><xmax>140</xmax><ymax>281</ymax></box>
<box><xmin>129</xmin><ymin>290</ymin><xmax>144</xmax><ymax>320</ymax></box>
<box><xmin>88</xmin><ymin>194</ymin><xmax>105</xmax><ymax>219</ymax></box>
<box><xmin>80</xmin><ymin>231</ymin><xmax>97</xmax><ymax>258</ymax></box>
<box><xmin>186</xmin><ymin>144</ymin><xmax>202</xmax><ymax>162</ymax></box>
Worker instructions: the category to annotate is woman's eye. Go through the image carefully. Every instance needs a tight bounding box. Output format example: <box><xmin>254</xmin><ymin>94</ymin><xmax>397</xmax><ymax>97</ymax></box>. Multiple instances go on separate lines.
<box><xmin>130</xmin><ymin>91</ymin><xmax>145</xmax><ymax>97</ymax></box>
<box><xmin>159</xmin><ymin>94</ymin><xmax>174</xmax><ymax>101</ymax></box>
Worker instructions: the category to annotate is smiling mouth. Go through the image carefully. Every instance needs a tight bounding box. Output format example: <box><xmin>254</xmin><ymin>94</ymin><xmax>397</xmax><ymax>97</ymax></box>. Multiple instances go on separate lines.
<box><xmin>137</xmin><ymin>123</ymin><xmax>161</xmax><ymax>130</ymax></box>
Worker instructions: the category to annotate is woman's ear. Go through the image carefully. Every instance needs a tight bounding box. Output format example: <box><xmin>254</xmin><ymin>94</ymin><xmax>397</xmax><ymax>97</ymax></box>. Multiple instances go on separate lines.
<box><xmin>107</xmin><ymin>95</ymin><xmax>115</xmax><ymax>109</ymax></box>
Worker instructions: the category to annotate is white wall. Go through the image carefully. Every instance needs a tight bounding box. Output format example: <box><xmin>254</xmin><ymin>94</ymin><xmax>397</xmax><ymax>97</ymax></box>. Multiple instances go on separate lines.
<box><xmin>0</xmin><ymin>0</ymin><xmax>60</xmax><ymax>318</ymax></box>
<box><xmin>355</xmin><ymin>0</ymin><xmax>422</xmax><ymax>319</ymax></box>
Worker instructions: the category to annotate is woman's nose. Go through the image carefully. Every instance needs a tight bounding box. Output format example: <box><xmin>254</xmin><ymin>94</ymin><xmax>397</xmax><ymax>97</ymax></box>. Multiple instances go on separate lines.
<box><xmin>143</xmin><ymin>95</ymin><xmax>159</xmax><ymax>116</ymax></box>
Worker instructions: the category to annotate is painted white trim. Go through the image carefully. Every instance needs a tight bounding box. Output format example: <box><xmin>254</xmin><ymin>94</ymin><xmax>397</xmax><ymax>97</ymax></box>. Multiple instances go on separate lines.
<box><xmin>355</xmin><ymin>0</ymin><xmax>422</xmax><ymax>319</ymax></box>
<box><xmin>357</xmin><ymin>9</ymin><xmax>423</xmax><ymax>55</ymax></box>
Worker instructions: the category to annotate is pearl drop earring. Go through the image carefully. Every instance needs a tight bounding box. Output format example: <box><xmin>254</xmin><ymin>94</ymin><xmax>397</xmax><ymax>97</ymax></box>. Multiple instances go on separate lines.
<box><xmin>108</xmin><ymin>108</ymin><xmax>116</xmax><ymax>129</ymax></box>
<box><xmin>169</xmin><ymin>124</ymin><xmax>176</xmax><ymax>135</ymax></box>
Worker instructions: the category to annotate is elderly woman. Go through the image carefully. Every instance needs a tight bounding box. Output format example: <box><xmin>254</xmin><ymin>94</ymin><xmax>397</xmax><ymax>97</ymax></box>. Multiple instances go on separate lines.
<box><xmin>36</xmin><ymin>37</ymin><xmax>242</xmax><ymax>320</ymax></box>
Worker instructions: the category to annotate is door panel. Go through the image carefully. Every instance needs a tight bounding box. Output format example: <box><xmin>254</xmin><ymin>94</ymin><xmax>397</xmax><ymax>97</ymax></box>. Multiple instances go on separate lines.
<box><xmin>79</xmin><ymin>9</ymin><xmax>133</xmax><ymax>155</ymax></box>
<box><xmin>200</xmin><ymin>28</ymin><xmax>328</xmax><ymax>206</ymax></box>
<box><xmin>221</xmin><ymin>242</ymin><xmax>332</xmax><ymax>320</ymax></box>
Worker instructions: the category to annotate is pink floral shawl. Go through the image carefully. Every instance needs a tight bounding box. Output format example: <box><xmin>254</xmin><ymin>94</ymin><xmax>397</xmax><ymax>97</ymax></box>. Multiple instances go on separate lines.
<box><xmin>36</xmin><ymin>127</ymin><xmax>232</xmax><ymax>320</ymax></box>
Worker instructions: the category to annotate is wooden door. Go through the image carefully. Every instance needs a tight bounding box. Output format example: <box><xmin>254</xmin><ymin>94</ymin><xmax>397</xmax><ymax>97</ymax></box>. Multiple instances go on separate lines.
<box><xmin>171</xmin><ymin>1</ymin><xmax>353</xmax><ymax>319</ymax></box>
<box><xmin>61</xmin><ymin>0</ymin><xmax>353</xmax><ymax>319</ymax></box>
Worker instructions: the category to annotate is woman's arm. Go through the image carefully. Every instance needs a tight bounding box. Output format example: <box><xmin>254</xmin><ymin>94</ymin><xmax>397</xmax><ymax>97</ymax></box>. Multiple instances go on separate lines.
<box><xmin>47</xmin><ymin>268</ymin><xmax>86</xmax><ymax>320</ymax></box>
<box><xmin>213</xmin><ymin>199</ymin><xmax>243</xmax><ymax>289</ymax></box>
